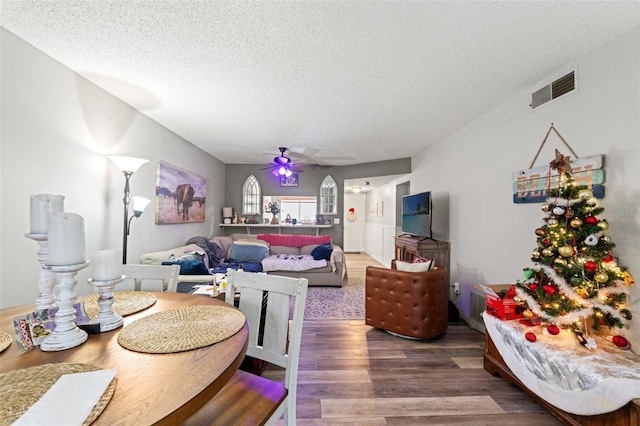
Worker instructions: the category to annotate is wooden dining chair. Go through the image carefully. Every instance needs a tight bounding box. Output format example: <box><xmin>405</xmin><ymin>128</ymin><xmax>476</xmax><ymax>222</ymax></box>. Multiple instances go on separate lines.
<box><xmin>184</xmin><ymin>270</ymin><xmax>309</xmax><ymax>426</ymax></box>
<box><xmin>120</xmin><ymin>264</ymin><xmax>180</xmax><ymax>292</ymax></box>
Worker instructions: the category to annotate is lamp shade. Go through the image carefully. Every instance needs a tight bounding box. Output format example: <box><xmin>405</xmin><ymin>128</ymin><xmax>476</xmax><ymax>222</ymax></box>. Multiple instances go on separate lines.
<box><xmin>107</xmin><ymin>155</ymin><xmax>149</xmax><ymax>173</ymax></box>
<box><xmin>222</xmin><ymin>207</ymin><xmax>233</xmax><ymax>218</ymax></box>
<box><xmin>132</xmin><ymin>196</ymin><xmax>151</xmax><ymax>216</ymax></box>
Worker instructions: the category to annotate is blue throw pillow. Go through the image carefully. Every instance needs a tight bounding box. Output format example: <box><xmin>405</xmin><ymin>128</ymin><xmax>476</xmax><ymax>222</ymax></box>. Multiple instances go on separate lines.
<box><xmin>162</xmin><ymin>253</ymin><xmax>210</xmax><ymax>275</ymax></box>
<box><xmin>311</xmin><ymin>243</ymin><xmax>333</xmax><ymax>261</ymax></box>
<box><xmin>212</xmin><ymin>262</ymin><xmax>263</xmax><ymax>274</ymax></box>
<box><xmin>228</xmin><ymin>243</ymin><xmax>269</xmax><ymax>263</ymax></box>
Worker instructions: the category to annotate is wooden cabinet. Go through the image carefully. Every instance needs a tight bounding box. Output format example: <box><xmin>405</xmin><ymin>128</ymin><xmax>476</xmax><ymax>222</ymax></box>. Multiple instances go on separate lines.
<box><xmin>394</xmin><ymin>235</ymin><xmax>450</xmax><ymax>281</ymax></box>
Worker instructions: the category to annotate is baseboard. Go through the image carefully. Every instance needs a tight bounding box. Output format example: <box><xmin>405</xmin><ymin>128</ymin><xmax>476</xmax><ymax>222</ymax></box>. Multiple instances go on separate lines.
<box><xmin>460</xmin><ymin>312</ymin><xmax>486</xmax><ymax>334</ymax></box>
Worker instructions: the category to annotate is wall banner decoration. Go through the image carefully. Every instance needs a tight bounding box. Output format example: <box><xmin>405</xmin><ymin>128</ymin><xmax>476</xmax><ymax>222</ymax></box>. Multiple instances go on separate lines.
<box><xmin>512</xmin><ymin>124</ymin><xmax>605</xmax><ymax>204</ymax></box>
<box><xmin>155</xmin><ymin>162</ymin><xmax>206</xmax><ymax>224</ymax></box>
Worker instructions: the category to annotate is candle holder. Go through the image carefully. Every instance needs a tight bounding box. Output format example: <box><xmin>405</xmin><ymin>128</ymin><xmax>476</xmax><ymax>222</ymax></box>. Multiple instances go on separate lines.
<box><xmin>87</xmin><ymin>275</ymin><xmax>125</xmax><ymax>332</ymax></box>
<box><xmin>25</xmin><ymin>233</ymin><xmax>56</xmax><ymax>310</ymax></box>
<box><xmin>40</xmin><ymin>261</ymin><xmax>90</xmax><ymax>352</ymax></box>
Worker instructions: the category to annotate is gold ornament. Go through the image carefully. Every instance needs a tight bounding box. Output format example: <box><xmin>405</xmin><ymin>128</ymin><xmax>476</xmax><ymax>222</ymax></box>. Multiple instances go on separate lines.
<box><xmin>558</xmin><ymin>245</ymin><xmax>574</xmax><ymax>257</ymax></box>
<box><xmin>532</xmin><ymin>250</ymin><xmax>540</xmax><ymax>259</ymax></box>
<box><xmin>602</xmin><ymin>235</ymin><xmax>611</xmax><ymax>243</ymax></box>
<box><xmin>565</xmin><ymin>208</ymin><xmax>575</xmax><ymax>218</ymax></box>
<box><xmin>535</xmin><ymin>228</ymin><xmax>546</xmax><ymax>236</ymax></box>
<box><xmin>570</xmin><ymin>218</ymin><xmax>583</xmax><ymax>228</ymax></box>
<box><xmin>541</xmin><ymin>204</ymin><xmax>551</xmax><ymax>212</ymax></box>
<box><xmin>548</xmin><ymin>218</ymin><xmax>559</xmax><ymax>227</ymax></box>
<box><xmin>523</xmin><ymin>309</ymin><xmax>534</xmax><ymax>319</ymax></box>
<box><xmin>578</xmin><ymin>189</ymin><xmax>593</xmax><ymax>200</ymax></box>
<box><xmin>597</xmin><ymin>220</ymin><xmax>609</xmax><ymax>231</ymax></box>
<box><xmin>554</xmin><ymin>258</ymin><xmax>567</xmax><ymax>268</ymax></box>
<box><xmin>542</xmin><ymin>248</ymin><xmax>553</xmax><ymax>257</ymax></box>
<box><xmin>594</xmin><ymin>272</ymin><xmax>609</xmax><ymax>283</ymax></box>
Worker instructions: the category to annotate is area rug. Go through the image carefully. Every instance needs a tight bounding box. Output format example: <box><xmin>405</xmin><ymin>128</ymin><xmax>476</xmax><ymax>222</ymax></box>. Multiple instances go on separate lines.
<box><xmin>295</xmin><ymin>278</ymin><xmax>365</xmax><ymax>320</ymax></box>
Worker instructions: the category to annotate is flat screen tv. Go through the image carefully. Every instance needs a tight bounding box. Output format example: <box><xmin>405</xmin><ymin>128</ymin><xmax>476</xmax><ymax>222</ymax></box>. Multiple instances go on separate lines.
<box><xmin>401</xmin><ymin>191</ymin><xmax>432</xmax><ymax>238</ymax></box>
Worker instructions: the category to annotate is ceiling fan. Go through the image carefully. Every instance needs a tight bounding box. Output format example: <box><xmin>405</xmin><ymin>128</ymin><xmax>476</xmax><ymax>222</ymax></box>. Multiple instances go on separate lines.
<box><xmin>261</xmin><ymin>147</ymin><xmax>309</xmax><ymax>177</ymax></box>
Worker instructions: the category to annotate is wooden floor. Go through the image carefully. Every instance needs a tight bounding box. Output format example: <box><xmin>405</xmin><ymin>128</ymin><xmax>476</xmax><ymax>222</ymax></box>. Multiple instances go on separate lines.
<box><xmin>264</xmin><ymin>253</ymin><xmax>562</xmax><ymax>425</ymax></box>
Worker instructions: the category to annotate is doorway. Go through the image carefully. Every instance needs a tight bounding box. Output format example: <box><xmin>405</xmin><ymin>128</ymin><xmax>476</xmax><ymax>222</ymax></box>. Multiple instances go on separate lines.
<box><xmin>343</xmin><ymin>193</ymin><xmax>365</xmax><ymax>252</ymax></box>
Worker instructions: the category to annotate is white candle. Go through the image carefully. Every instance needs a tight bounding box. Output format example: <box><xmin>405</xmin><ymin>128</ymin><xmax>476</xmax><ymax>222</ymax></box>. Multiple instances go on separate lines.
<box><xmin>30</xmin><ymin>194</ymin><xmax>65</xmax><ymax>234</ymax></box>
<box><xmin>48</xmin><ymin>212</ymin><xmax>86</xmax><ymax>266</ymax></box>
<box><xmin>91</xmin><ymin>249</ymin><xmax>122</xmax><ymax>281</ymax></box>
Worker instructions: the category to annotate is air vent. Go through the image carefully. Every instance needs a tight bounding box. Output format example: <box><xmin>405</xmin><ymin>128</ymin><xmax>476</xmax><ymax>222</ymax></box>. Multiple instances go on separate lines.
<box><xmin>531</xmin><ymin>70</ymin><xmax>576</xmax><ymax>109</ymax></box>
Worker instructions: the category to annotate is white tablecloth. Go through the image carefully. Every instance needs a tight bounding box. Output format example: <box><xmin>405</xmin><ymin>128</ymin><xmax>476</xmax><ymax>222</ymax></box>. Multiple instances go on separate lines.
<box><xmin>483</xmin><ymin>312</ymin><xmax>640</xmax><ymax>415</ymax></box>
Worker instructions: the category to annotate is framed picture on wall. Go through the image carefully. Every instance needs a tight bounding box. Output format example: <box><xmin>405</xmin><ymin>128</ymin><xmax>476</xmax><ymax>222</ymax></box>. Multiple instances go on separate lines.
<box><xmin>280</xmin><ymin>173</ymin><xmax>298</xmax><ymax>187</ymax></box>
<box><xmin>155</xmin><ymin>161</ymin><xmax>206</xmax><ymax>224</ymax></box>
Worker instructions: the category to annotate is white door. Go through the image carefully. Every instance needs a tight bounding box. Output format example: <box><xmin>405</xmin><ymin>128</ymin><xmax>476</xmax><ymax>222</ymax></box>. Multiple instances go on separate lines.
<box><xmin>343</xmin><ymin>193</ymin><xmax>366</xmax><ymax>252</ymax></box>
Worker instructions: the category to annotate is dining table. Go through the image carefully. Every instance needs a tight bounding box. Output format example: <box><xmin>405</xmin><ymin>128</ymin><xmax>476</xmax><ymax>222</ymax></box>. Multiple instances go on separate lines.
<box><xmin>0</xmin><ymin>292</ymin><xmax>249</xmax><ymax>425</ymax></box>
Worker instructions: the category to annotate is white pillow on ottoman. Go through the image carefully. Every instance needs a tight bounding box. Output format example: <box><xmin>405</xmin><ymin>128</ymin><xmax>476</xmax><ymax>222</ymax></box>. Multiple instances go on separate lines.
<box><xmin>396</xmin><ymin>259</ymin><xmax>433</xmax><ymax>272</ymax></box>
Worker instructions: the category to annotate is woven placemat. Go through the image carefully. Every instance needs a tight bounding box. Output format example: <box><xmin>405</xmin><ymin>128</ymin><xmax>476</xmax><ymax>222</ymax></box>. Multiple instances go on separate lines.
<box><xmin>0</xmin><ymin>363</ymin><xmax>116</xmax><ymax>426</ymax></box>
<box><xmin>78</xmin><ymin>291</ymin><xmax>157</xmax><ymax>319</ymax></box>
<box><xmin>118</xmin><ymin>305</ymin><xmax>246</xmax><ymax>354</ymax></box>
<box><xmin>0</xmin><ymin>331</ymin><xmax>11</xmax><ymax>353</ymax></box>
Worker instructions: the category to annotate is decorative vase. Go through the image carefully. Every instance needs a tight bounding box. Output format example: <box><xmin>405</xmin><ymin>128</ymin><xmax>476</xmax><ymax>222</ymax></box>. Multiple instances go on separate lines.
<box><xmin>271</xmin><ymin>215</ymin><xmax>279</xmax><ymax>224</ymax></box>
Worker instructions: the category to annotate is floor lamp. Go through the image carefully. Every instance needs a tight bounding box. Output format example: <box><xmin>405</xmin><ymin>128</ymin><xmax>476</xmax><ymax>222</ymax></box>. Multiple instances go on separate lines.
<box><xmin>108</xmin><ymin>155</ymin><xmax>149</xmax><ymax>264</ymax></box>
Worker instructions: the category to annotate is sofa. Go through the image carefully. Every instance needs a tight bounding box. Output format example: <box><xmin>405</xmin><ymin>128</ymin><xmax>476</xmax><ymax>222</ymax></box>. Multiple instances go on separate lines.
<box><xmin>365</xmin><ymin>260</ymin><xmax>448</xmax><ymax>339</ymax></box>
<box><xmin>140</xmin><ymin>233</ymin><xmax>346</xmax><ymax>287</ymax></box>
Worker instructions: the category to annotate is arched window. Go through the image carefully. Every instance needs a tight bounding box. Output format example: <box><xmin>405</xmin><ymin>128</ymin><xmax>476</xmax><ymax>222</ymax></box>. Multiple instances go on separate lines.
<box><xmin>242</xmin><ymin>175</ymin><xmax>261</xmax><ymax>215</ymax></box>
<box><xmin>320</xmin><ymin>175</ymin><xmax>338</xmax><ymax>215</ymax></box>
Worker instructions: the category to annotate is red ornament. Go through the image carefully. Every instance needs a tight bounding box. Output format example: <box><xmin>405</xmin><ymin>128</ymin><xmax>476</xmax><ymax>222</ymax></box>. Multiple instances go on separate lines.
<box><xmin>604</xmin><ymin>254</ymin><xmax>614</xmax><ymax>263</ymax></box>
<box><xmin>525</xmin><ymin>332</ymin><xmax>537</xmax><ymax>342</ymax></box>
<box><xmin>543</xmin><ymin>239</ymin><xmax>551</xmax><ymax>246</ymax></box>
<box><xmin>612</xmin><ymin>335</ymin><xmax>630</xmax><ymax>349</ymax></box>
<box><xmin>547</xmin><ymin>325</ymin><xmax>560</xmax><ymax>335</ymax></box>
<box><xmin>584</xmin><ymin>261</ymin><xmax>598</xmax><ymax>272</ymax></box>
<box><xmin>542</xmin><ymin>285</ymin><xmax>556</xmax><ymax>295</ymax></box>
<box><xmin>529</xmin><ymin>283</ymin><xmax>538</xmax><ymax>292</ymax></box>
<box><xmin>584</xmin><ymin>216</ymin><xmax>598</xmax><ymax>225</ymax></box>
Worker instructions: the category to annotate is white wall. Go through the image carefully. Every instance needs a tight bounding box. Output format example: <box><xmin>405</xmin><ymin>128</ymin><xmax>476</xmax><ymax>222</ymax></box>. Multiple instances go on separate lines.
<box><xmin>411</xmin><ymin>26</ymin><xmax>640</xmax><ymax>349</ymax></box>
<box><xmin>0</xmin><ymin>29</ymin><xmax>226</xmax><ymax>308</ymax></box>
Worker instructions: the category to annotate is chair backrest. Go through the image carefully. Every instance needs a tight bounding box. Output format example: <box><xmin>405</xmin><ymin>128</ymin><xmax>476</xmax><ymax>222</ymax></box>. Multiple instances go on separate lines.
<box><xmin>225</xmin><ymin>269</ymin><xmax>308</xmax><ymax>425</ymax></box>
<box><xmin>121</xmin><ymin>264</ymin><xmax>180</xmax><ymax>292</ymax></box>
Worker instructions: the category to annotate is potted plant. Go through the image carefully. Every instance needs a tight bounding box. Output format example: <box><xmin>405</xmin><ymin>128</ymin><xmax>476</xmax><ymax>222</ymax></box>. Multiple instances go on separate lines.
<box><xmin>266</xmin><ymin>201</ymin><xmax>280</xmax><ymax>224</ymax></box>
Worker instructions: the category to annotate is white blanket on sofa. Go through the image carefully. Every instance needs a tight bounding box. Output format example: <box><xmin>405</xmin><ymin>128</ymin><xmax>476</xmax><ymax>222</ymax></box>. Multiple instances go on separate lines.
<box><xmin>261</xmin><ymin>254</ymin><xmax>327</xmax><ymax>272</ymax></box>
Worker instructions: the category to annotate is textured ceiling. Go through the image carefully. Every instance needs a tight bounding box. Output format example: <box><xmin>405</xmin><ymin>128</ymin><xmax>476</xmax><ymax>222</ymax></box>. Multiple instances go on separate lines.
<box><xmin>2</xmin><ymin>1</ymin><xmax>639</xmax><ymax>168</ymax></box>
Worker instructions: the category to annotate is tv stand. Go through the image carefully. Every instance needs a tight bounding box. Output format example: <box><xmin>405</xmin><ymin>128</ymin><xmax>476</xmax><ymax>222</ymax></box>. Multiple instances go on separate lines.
<box><xmin>394</xmin><ymin>235</ymin><xmax>450</xmax><ymax>281</ymax></box>
<box><xmin>398</xmin><ymin>234</ymin><xmax>434</xmax><ymax>242</ymax></box>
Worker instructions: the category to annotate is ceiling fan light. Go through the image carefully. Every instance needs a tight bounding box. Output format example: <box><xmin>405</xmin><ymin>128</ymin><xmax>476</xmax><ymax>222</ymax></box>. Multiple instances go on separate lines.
<box><xmin>278</xmin><ymin>166</ymin><xmax>288</xmax><ymax>176</ymax></box>
<box><xmin>285</xmin><ymin>169</ymin><xmax>293</xmax><ymax>177</ymax></box>
<box><xmin>274</xmin><ymin>156</ymin><xmax>290</xmax><ymax>165</ymax></box>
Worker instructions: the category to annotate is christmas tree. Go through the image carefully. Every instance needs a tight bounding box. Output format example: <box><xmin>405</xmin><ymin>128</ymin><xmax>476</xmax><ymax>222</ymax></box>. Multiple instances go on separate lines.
<box><xmin>515</xmin><ymin>150</ymin><xmax>634</xmax><ymax>339</ymax></box>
